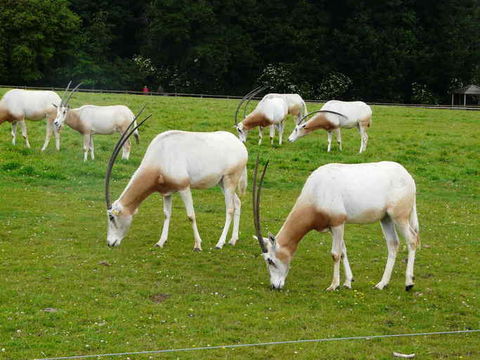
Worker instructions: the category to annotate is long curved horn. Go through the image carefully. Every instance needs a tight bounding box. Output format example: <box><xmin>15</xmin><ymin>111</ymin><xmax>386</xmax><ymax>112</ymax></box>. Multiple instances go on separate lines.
<box><xmin>298</xmin><ymin>109</ymin><xmax>348</xmax><ymax>125</ymax></box>
<box><xmin>61</xmin><ymin>81</ymin><xmax>72</xmax><ymax>106</ymax></box>
<box><xmin>234</xmin><ymin>86</ymin><xmax>263</xmax><ymax>126</ymax></box>
<box><xmin>63</xmin><ymin>82</ymin><xmax>83</xmax><ymax>106</ymax></box>
<box><xmin>110</xmin><ymin>104</ymin><xmax>146</xmax><ymax>160</ymax></box>
<box><xmin>105</xmin><ymin>107</ymin><xmax>151</xmax><ymax>210</ymax></box>
<box><xmin>242</xmin><ymin>86</ymin><xmax>268</xmax><ymax>120</ymax></box>
<box><xmin>253</xmin><ymin>154</ymin><xmax>269</xmax><ymax>253</ymax></box>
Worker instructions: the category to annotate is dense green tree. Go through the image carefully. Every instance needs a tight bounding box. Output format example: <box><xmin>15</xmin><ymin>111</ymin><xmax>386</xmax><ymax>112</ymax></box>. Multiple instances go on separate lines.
<box><xmin>0</xmin><ymin>0</ymin><xmax>479</xmax><ymax>102</ymax></box>
<box><xmin>0</xmin><ymin>0</ymin><xmax>79</xmax><ymax>84</ymax></box>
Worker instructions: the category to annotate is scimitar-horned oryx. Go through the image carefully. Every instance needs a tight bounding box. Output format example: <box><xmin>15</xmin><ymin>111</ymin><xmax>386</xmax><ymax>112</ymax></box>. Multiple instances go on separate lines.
<box><xmin>252</xmin><ymin>157</ymin><xmax>419</xmax><ymax>291</ymax></box>
<box><xmin>105</xmin><ymin>111</ymin><xmax>248</xmax><ymax>251</ymax></box>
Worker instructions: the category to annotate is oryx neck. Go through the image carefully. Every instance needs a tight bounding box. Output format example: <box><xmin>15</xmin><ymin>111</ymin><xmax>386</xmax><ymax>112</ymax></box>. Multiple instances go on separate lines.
<box><xmin>275</xmin><ymin>204</ymin><xmax>336</xmax><ymax>261</ymax></box>
<box><xmin>243</xmin><ymin>112</ymin><xmax>270</xmax><ymax>130</ymax></box>
<box><xmin>305</xmin><ymin>113</ymin><xmax>337</xmax><ymax>131</ymax></box>
<box><xmin>118</xmin><ymin>167</ymin><xmax>158</xmax><ymax>215</ymax></box>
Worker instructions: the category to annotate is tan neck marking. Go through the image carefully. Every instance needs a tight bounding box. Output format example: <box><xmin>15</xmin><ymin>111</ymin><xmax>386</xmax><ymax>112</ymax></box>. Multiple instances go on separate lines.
<box><xmin>65</xmin><ymin>109</ymin><xmax>86</xmax><ymax>133</ymax></box>
<box><xmin>275</xmin><ymin>204</ymin><xmax>346</xmax><ymax>263</ymax></box>
<box><xmin>118</xmin><ymin>168</ymin><xmax>159</xmax><ymax>215</ymax></box>
<box><xmin>118</xmin><ymin>167</ymin><xmax>190</xmax><ymax>215</ymax></box>
<box><xmin>243</xmin><ymin>112</ymin><xmax>271</xmax><ymax>130</ymax></box>
<box><xmin>0</xmin><ymin>107</ymin><xmax>14</xmax><ymax>123</ymax></box>
<box><xmin>305</xmin><ymin>113</ymin><xmax>337</xmax><ymax>132</ymax></box>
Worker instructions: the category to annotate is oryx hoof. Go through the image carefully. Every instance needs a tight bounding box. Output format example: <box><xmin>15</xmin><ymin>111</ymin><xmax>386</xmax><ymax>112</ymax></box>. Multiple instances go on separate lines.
<box><xmin>405</xmin><ymin>284</ymin><xmax>414</xmax><ymax>291</ymax></box>
<box><xmin>374</xmin><ymin>282</ymin><xmax>387</xmax><ymax>290</ymax></box>
<box><xmin>193</xmin><ymin>247</ymin><xmax>202</xmax><ymax>252</ymax></box>
<box><xmin>326</xmin><ymin>284</ymin><xmax>339</xmax><ymax>291</ymax></box>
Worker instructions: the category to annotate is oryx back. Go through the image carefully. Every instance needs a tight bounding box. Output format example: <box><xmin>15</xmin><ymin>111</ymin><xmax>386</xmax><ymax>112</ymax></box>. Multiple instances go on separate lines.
<box><xmin>141</xmin><ymin>131</ymin><xmax>248</xmax><ymax>190</ymax></box>
<box><xmin>2</xmin><ymin>89</ymin><xmax>60</xmax><ymax>120</ymax></box>
<box><xmin>322</xmin><ymin>100</ymin><xmax>372</xmax><ymax>128</ymax></box>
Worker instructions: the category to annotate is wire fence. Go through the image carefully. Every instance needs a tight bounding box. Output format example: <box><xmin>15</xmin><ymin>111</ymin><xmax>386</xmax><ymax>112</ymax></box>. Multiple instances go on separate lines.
<box><xmin>33</xmin><ymin>329</ymin><xmax>480</xmax><ymax>360</ymax></box>
<box><xmin>1</xmin><ymin>85</ymin><xmax>479</xmax><ymax>111</ymax></box>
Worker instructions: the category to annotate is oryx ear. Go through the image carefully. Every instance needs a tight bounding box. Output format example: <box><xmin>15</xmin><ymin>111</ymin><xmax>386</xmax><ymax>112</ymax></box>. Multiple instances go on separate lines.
<box><xmin>268</xmin><ymin>232</ymin><xmax>276</xmax><ymax>245</ymax></box>
<box><xmin>254</xmin><ymin>235</ymin><xmax>269</xmax><ymax>247</ymax></box>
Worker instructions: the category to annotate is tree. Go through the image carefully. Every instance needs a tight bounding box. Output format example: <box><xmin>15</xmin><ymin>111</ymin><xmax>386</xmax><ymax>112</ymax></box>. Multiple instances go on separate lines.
<box><xmin>0</xmin><ymin>0</ymin><xmax>79</xmax><ymax>84</ymax></box>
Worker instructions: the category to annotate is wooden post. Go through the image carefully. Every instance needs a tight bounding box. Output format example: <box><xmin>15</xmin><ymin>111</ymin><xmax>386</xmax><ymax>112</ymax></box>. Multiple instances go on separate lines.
<box><xmin>451</xmin><ymin>93</ymin><xmax>454</xmax><ymax>106</ymax></box>
<box><xmin>464</xmin><ymin>94</ymin><xmax>467</xmax><ymax>106</ymax></box>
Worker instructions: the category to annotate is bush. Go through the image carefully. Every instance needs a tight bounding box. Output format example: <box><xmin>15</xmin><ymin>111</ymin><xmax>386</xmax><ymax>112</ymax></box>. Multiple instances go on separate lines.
<box><xmin>411</xmin><ymin>82</ymin><xmax>437</xmax><ymax>104</ymax></box>
<box><xmin>317</xmin><ymin>72</ymin><xmax>352</xmax><ymax>100</ymax></box>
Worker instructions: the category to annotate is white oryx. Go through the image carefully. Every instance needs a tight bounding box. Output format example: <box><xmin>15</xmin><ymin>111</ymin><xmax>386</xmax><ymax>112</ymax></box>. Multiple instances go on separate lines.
<box><xmin>53</xmin><ymin>83</ymin><xmax>139</xmax><ymax>161</ymax></box>
<box><xmin>252</xmin><ymin>158</ymin><xmax>419</xmax><ymax>291</ymax></box>
<box><xmin>105</xmin><ymin>113</ymin><xmax>248</xmax><ymax>251</ymax></box>
<box><xmin>235</xmin><ymin>87</ymin><xmax>288</xmax><ymax>145</ymax></box>
<box><xmin>288</xmin><ymin>100</ymin><xmax>372</xmax><ymax>153</ymax></box>
<box><xmin>0</xmin><ymin>88</ymin><xmax>61</xmax><ymax>150</ymax></box>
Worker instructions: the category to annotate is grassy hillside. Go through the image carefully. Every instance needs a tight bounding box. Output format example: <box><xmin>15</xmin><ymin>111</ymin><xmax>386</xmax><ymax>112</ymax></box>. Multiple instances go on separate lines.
<box><xmin>0</xmin><ymin>89</ymin><xmax>479</xmax><ymax>359</ymax></box>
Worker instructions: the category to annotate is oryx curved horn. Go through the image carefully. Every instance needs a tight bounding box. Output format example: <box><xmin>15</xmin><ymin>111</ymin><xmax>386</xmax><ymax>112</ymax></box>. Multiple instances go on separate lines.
<box><xmin>105</xmin><ymin>105</ymin><xmax>150</xmax><ymax>210</ymax></box>
<box><xmin>234</xmin><ymin>86</ymin><xmax>264</xmax><ymax>126</ymax></box>
<box><xmin>298</xmin><ymin>109</ymin><xmax>348</xmax><ymax>125</ymax></box>
<box><xmin>252</xmin><ymin>154</ymin><xmax>269</xmax><ymax>253</ymax></box>
<box><xmin>63</xmin><ymin>82</ymin><xmax>83</xmax><ymax>106</ymax></box>
<box><xmin>242</xmin><ymin>86</ymin><xmax>268</xmax><ymax>120</ymax></box>
<box><xmin>61</xmin><ymin>80</ymin><xmax>72</xmax><ymax>106</ymax></box>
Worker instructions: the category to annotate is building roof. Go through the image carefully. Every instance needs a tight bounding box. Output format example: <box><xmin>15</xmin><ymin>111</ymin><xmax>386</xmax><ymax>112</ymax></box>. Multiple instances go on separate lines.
<box><xmin>452</xmin><ymin>84</ymin><xmax>480</xmax><ymax>95</ymax></box>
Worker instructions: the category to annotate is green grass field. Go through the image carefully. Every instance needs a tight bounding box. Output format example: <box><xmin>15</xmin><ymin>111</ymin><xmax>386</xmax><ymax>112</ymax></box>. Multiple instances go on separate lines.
<box><xmin>0</xmin><ymin>89</ymin><xmax>479</xmax><ymax>360</ymax></box>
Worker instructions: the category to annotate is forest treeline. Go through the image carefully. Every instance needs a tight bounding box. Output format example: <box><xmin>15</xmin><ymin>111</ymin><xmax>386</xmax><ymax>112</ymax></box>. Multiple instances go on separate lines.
<box><xmin>0</xmin><ymin>0</ymin><xmax>479</xmax><ymax>103</ymax></box>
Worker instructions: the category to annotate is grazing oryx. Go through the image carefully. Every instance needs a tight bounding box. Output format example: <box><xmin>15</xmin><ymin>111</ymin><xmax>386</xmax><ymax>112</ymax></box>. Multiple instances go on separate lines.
<box><xmin>0</xmin><ymin>88</ymin><xmax>61</xmax><ymax>150</ymax></box>
<box><xmin>288</xmin><ymin>100</ymin><xmax>372</xmax><ymax>153</ymax></box>
<box><xmin>105</xmin><ymin>112</ymin><xmax>248</xmax><ymax>251</ymax></box>
<box><xmin>235</xmin><ymin>87</ymin><xmax>288</xmax><ymax>145</ymax></box>
<box><xmin>252</xmin><ymin>158</ymin><xmax>419</xmax><ymax>291</ymax></box>
<box><xmin>53</xmin><ymin>83</ymin><xmax>139</xmax><ymax>161</ymax></box>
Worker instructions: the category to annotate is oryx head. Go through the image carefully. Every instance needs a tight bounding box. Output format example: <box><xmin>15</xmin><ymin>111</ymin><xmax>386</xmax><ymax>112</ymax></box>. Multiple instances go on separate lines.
<box><xmin>234</xmin><ymin>86</ymin><xmax>267</xmax><ymax>142</ymax></box>
<box><xmin>252</xmin><ymin>155</ymin><xmax>289</xmax><ymax>290</ymax></box>
<box><xmin>288</xmin><ymin>110</ymin><xmax>347</xmax><ymax>142</ymax></box>
<box><xmin>53</xmin><ymin>81</ymin><xmax>82</xmax><ymax>130</ymax></box>
<box><xmin>105</xmin><ymin>106</ymin><xmax>151</xmax><ymax>247</ymax></box>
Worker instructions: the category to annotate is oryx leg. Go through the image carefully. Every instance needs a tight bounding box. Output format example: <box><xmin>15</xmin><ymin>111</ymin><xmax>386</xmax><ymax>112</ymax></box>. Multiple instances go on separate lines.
<box><xmin>358</xmin><ymin>124</ymin><xmax>369</xmax><ymax>153</ymax></box>
<box><xmin>278</xmin><ymin>121</ymin><xmax>285</xmax><ymax>145</ymax></box>
<box><xmin>179</xmin><ymin>187</ymin><xmax>203</xmax><ymax>251</ymax></box>
<box><xmin>11</xmin><ymin>122</ymin><xmax>17</xmax><ymax>145</ymax></box>
<box><xmin>122</xmin><ymin>138</ymin><xmax>131</xmax><ymax>160</ymax></box>
<box><xmin>395</xmin><ymin>219</ymin><xmax>418</xmax><ymax>291</ymax></box>
<box><xmin>327</xmin><ymin>224</ymin><xmax>344</xmax><ymax>291</ymax></box>
<box><xmin>269</xmin><ymin>125</ymin><xmax>275</xmax><ymax>144</ymax></box>
<box><xmin>375</xmin><ymin>216</ymin><xmax>400</xmax><ymax>290</ymax></box>
<box><xmin>155</xmin><ymin>195</ymin><xmax>172</xmax><ymax>247</ymax></box>
<box><xmin>216</xmin><ymin>179</ymin><xmax>236</xmax><ymax>249</ymax></box>
<box><xmin>342</xmin><ymin>240</ymin><xmax>354</xmax><ymax>288</ymax></box>
<box><xmin>327</xmin><ymin>130</ymin><xmax>333</xmax><ymax>152</ymax></box>
<box><xmin>229</xmin><ymin>194</ymin><xmax>241</xmax><ymax>246</ymax></box>
<box><xmin>335</xmin><ymin>128</ymin><xmax>342</xmax><ymax>151</ymax></box>
<box><xmin>258</xmin><ymin>127</ymin><xmax>263</xmax><ymax>145</ymax></box>
<box><xmin>41</xmin><ymin>120</ymin><xmax>54</xmax><ymax>151</ymax></box>
<box><xmin>19</xmin><ymin>120</ymin><xmax>31</xmax><ymax>148</ymax></box>
<box><xmin>89</xmin><ymin>135</ymin><xmax>95</xmax><ymax>160</ymax></box>
<box><xmin>83</xmin><ymin>133</ymin><xmax>91</xmax><ymax>161</ymax></box>
<box><xmin>54</xmin><ymin>124</ymin><xmax>61</xmax><ymax>150</ymax></box>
